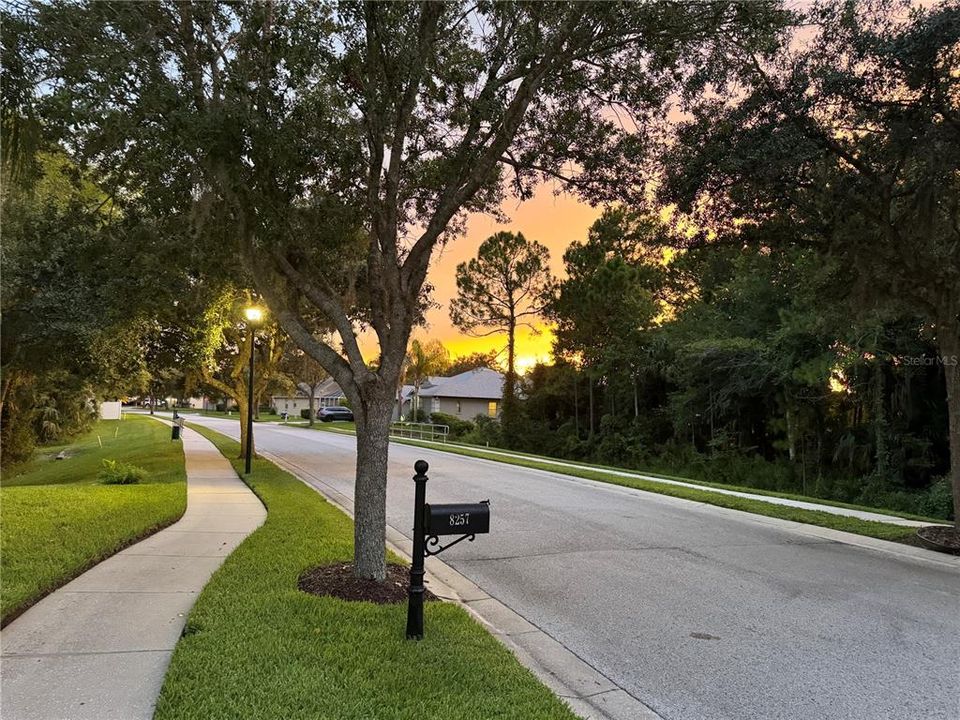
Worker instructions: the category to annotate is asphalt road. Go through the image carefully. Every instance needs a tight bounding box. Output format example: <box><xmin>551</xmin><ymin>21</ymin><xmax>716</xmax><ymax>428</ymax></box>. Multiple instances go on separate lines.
<box><xmin>187</xmin><ymin>416</ymin><xmax>960</xmax><ymax>720</ymax></box>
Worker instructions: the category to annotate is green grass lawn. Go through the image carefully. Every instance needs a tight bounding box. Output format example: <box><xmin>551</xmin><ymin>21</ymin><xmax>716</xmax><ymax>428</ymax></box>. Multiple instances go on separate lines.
<box><xmin>286</xmin><ymin>419</ymin><xmax>356</xmax><ymax>430</ymax></box>
<box><xmin>418</xmin><ymin>445</ymin><xmax>924</xmax><ymax>542</ymax></box>
<box><xmin>396</xmin><ymin>438</ymin><xmax>945</xmax><ymax>521</ymax></box>
<box><xmin>1</xmin><ymin>416</ymin><xmax>187</xmax><ymax>624</ymax></box>
<box><xmin>155</xmin><ymin>424</ymin><xmax>575</xmax><ymax>720</ymax></box>
<box><xmin>171</xmin><ymin>408</ymin><xmax>284</xmax><ymax>422</ymax></box>
<box><xmin>298</xmin><ymin>423</ymin><xmax>926</xmax><ymax>543</ymax></box>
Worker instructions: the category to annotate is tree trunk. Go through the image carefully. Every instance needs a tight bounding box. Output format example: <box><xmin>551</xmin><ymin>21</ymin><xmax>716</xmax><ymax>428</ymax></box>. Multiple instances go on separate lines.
<box><xmin>708</xmin><ymin>386</ymin><xmax>715</xmax><ymax>450</ymax></box>
<box><xmin>815</xmin><ymin>428</ymin><xmax>823</xmax><ymax>496</ymax></box>
<box><xmin>573</xmin><ymin>371</ymin><xmax>580</xmax><ymax>438</ymax></box>
<box><xmin>353</xmin><ymin>395</ymin><xmax>394</xmax><ymax>580</ymax></box>
<box><xmin>937</xmin><ymin>322</ymin><xmax>960</xmax><ymax>530</ymax></box>
<box><xmin>785</xmin><ymin>403</ymin><xmax>797</xmax><ymax>462</ymax></box>
<box><xmin>237</xmin><ymin>397</ymin><xmax>254</xmax><ymax>460</ymax></box>
<box><xmin>507</xmin><ymin>320</ymin><xmax>517</xmax><ymax>386</ymax></box>
<box><xmin>873</xmin><ymin>364</ymin><xmax>890</xmax><ymax>482</ymax></box>
<box><xmin>253</xmin><ymin>386</ymin><xmax>263</xmax><ymax>420</ymax></box>
<box><xmin>633</xmin><ymin>376</ymin><xmax>639</xmax><ymax>419</ymax></box>
<box><xmin>588</xmin><ymin>375</ymin><xmax>595</xmax><ymax>439</ymax></box>
<box><xmin>149</xmin><ymin>394</ymin><xmax>155</xmax><ymax>415</ymax></box>
<box><xmin>502</xmin><ymin>318</ymin><xmax>518</xmax><ymax>443</ymax></box>
<box><xmin>0</xmin><ymin>368</ymin><xmax>18</xmax><ymax>420</ymax></box>
<box><xmin>801</xmin><ymin>435</ymin><xmax>807</xmax><ymax>495</ymax></box>
<box><xmin>308</xmin><ymin>387</ymin><xmax>316</xmax><ymax>427</ymax></box>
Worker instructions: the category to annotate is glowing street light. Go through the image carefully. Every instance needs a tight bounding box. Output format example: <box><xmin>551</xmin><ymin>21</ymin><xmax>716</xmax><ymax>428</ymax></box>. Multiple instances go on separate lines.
<box><xmin>243</xmin><ymin>305</ymin><xmax>265</xmax><ymax>474</ymax></box>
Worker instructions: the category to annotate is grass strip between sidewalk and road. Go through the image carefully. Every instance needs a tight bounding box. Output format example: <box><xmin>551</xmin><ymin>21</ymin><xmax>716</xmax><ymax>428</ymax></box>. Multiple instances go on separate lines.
<box><xmin>297</xmin><ymin>422</ymin><xmax>923</xmax><ymax>544</ymax></box>
<box><xmin>172</xmin><ymin>407</ymin><xmax>284</xmax><ymax>422</ymax></box>
<box><xmin>1</xmin><ymin>416</ymin><xmax>187</xmax><ymax>625</ymax></box>
<box><xmin>154</xmin><ymin>423</ymin><xmax>576</xmax><ymax>720</ymax></box>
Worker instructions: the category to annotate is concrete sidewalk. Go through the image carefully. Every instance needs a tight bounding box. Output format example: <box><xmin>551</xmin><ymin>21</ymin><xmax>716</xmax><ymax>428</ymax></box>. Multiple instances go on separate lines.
<box><xmin>0</xmin><ymin>426</ymin><xmax>266</xmax><ymax>720</ymax></box>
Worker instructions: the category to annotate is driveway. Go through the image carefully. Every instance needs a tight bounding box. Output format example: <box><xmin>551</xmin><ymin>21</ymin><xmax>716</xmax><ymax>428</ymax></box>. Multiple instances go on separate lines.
<box><xmin>186</xmin><ymin>416</ymin><xmax>960</xmax><ymax>720</ymax></box>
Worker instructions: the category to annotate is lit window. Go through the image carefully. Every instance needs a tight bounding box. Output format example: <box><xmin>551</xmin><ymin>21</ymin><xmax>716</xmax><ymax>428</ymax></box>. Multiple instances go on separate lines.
<box><xmin>488</xmin><ymin>401</ymin><xmax>497</xmax><ymax>417</ymax></box>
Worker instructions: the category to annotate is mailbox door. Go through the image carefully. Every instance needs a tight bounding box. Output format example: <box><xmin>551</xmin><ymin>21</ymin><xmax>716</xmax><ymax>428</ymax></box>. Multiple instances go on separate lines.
<box><xmin>424</xmin><ymin>503</ymin><xmax>490</xmax><ymax>536</ymax></box>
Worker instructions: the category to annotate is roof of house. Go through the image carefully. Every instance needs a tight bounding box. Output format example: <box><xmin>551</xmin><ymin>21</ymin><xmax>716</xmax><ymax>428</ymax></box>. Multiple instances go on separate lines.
<box><xmin>416</xmin><ymin>368</ymin><xmax>504</xmax><ymax>400</ymax></box>
<box><xmin>272</xmin><ymin>377</ymin><xmax>345</xmax><ymax>400</ymax></box>
<box><xmin>314</xmin><ymin>378</ymin><xmax>345</xmax><ymax>398</ymax></box>
<box><xmin>275</xmin><ymin>368</ymin><xmax>504</xmax><ymax>402</ymax></box>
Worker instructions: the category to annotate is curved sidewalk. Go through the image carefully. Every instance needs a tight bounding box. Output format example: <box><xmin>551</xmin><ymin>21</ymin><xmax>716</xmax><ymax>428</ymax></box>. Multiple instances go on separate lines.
<box><xmin>1</xmin><ymin>426</ymin><xmax>266</xmax><ymax>720</ymax></box>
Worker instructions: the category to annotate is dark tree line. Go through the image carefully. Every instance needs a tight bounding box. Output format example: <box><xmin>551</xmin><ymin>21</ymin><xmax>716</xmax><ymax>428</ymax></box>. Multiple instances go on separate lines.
<box><xmin>506</xmin><ymin>208</ymin><xmax>952</xmax><ymax>520</ymax></box>
<box><xmin>481</xmin><ymin>0</ymin><xmax>958</xmax><ymax>524</ymax></box>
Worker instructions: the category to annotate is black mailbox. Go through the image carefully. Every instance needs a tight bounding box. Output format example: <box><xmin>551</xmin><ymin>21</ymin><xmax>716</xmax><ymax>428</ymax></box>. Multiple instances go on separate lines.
<box><xmin>424</xmin><ymin>501</ymin><xmax>490</xmax><ymax>536</ymax></box>
<box><xmin>407</xmin><ymin>460</ymin><xmax>492</xmax><ymax>640</ymax></box>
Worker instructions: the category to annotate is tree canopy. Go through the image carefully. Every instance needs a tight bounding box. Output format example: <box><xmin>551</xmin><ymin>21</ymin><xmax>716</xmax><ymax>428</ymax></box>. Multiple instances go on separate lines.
<box><xmin>450</xmin><ymin>230</ymin><xmax>553</xmax><ymax>435</ymax></box>
<box><xmin>655</xmin><ymin>0</ymin><xmax>960</xmax><ymax>526</ymax></box>
<box><xmin>19</xmin><ymin>0</ymin><xmax>791</xmax><ymax>578</ymax></box>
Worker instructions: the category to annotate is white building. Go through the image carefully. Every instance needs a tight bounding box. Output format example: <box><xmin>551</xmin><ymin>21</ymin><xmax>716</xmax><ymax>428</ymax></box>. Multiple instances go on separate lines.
<box><xmin>183</xmin><ymin>396</ymin><xmax>216</xmax><ymax>410</ymax></box>
<box><xmin>273</xmin><ymin>369</ymin><xmax>505</xmax><ymax>422</ymax></box>
<box><xmin>271</xmin><ymin>378</ymin><xmax>346</xmax><ymax>416</ymax></box>
<box><xmin>399</xmin><ymin>368</ymin><xmax>504</xmax><ymax>421</ymax></box>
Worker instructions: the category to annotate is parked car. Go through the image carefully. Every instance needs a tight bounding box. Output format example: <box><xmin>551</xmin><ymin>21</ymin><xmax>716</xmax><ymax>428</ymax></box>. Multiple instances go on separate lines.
<box><xmin>318</xmin><ymin>406</ymin><xmax>354</xmax><ymax>422</ymax></box>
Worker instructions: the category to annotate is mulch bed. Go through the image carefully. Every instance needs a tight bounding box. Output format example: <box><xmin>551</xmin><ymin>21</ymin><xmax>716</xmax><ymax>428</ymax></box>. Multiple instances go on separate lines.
<box><xmin>298</xmin><ymin>563</ymin><xmax>437</xmax><ymax>604</ymax></box>
<box><xmin>916</xmin><ymin>526</ymin><xmax>960</xmax><ymax>555</ymax></box>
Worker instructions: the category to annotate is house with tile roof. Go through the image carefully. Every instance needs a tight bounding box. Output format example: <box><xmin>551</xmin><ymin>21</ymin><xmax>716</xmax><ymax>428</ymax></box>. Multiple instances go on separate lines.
<box><xmin>399</xmin><ymin>367</ymin><xmax>504</xmax><ymax>421</ymax></box>
<box><xmin>272</xmin><ymin>368</ymin><xmax>505</xmax><ymax>422</ymax></box>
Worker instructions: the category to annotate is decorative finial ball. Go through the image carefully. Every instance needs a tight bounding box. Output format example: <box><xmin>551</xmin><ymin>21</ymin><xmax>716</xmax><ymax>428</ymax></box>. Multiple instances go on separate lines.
<box><xmin>414</xmin><ymin>460</ymin><xmax>429</xmax><ymax>475</ymax></box>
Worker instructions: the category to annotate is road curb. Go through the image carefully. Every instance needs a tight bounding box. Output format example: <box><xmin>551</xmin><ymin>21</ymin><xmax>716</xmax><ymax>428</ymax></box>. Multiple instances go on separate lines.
<box><xmin>260</xmin><ymin>448</ymin><xmax>664</xmax><ymax>720</ymax></box>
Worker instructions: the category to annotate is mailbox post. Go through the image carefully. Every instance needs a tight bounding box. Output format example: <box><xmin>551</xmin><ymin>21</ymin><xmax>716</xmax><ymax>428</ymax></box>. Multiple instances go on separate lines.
<box><xmin>171</xmin><ymin>413</ymin><xmax>184</xmax><ymax>441</ymax></box>
<box><xmin>406</xmin><ymin>460</ymin><xmax>429</xmax><ymax>640</ymax></box>
<box><xmin>406</xmin><ymin>459</ymin><xmax>490</xmax><ymax>640</ymax></box>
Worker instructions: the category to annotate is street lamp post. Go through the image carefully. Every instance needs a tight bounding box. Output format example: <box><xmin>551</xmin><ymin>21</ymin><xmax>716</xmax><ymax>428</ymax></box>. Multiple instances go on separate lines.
<box><xmin>243</xmin><ymin>306</ymin><xmax>264</xmax><ymax>474</ymax></box>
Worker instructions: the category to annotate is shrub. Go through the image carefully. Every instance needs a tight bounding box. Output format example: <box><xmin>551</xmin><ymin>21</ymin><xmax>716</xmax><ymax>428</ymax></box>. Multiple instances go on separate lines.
<box><xmin>917</xmin><ymin>477</ymin><xmax>954</xmax><ymax>520</ymax></box>
<box><xmin>300</xmin><ymin>408</ymin><xmax>313</xmax><ymax>420</ymax></box>
<box><xmin>647</xmin><ymin>443</ymin><xmax>794</xmax><ymax>493</ymax></box>
<box><xmin>428</xmin><ymin>412</ymin><xmax>474</xmax><ymax>439</ymax></box>
<box><xmin>407</xmin><ymin>408</ymin><xmax>428</xmax><ymax>422</ymax></box>
<box><xmin>34</xmin><ymin>404</ymin><xmax>63</xmax><ymax>443</ymax></box>
<box><xmin>1</xmin><ymin>419</ymin><xmax>36</xmax><ymax>468</ymax></box>
<box><xmin>461</xmin><ymin>414</ymin><xmax>503</xmax><ymax>447</ymax></box>
<box><xmin>98</xmin><ymin>459</ymin><xmax>147</xmax><ymax>485</ymax></box>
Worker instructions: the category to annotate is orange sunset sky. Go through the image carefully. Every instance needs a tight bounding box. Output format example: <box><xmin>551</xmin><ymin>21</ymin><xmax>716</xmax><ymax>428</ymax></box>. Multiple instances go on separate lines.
<box><xmin>412</xmin><ymin>185</ymin><xmax>600</xmax><ymax>374</ymax></box>
<box><xmin>365</xmin><ymin>0</ymin><xmax>941</xmax><ymax>374</ymax></box>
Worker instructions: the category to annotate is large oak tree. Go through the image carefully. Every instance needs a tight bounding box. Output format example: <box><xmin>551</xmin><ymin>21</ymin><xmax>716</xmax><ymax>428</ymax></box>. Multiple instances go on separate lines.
<box><xmin>28</xmin><ymin>0</ymin><xmax>788</xmax><ymax>578</ymax></box>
